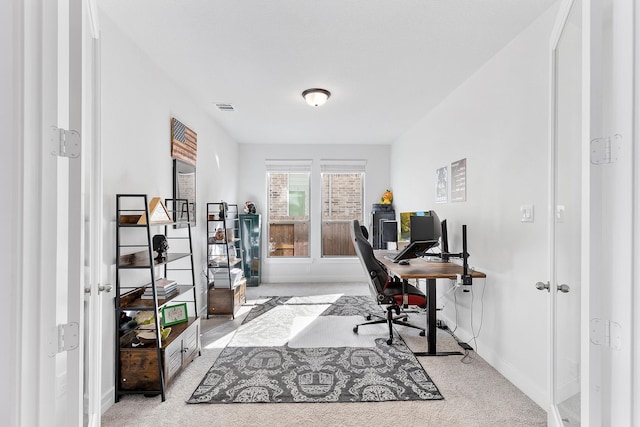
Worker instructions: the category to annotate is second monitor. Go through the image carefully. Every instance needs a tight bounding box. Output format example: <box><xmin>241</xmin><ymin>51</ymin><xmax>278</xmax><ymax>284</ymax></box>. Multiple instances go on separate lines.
<box><xmin>410</xmin><ymin>213</ymin><xmax>441</xmax><ymax>242</ymax></box>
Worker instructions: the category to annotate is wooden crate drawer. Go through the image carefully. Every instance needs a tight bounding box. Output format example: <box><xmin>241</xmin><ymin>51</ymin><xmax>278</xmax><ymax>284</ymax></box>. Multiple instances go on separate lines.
<box><xmin>120</xmin><ymin>349</ymin><xmax>160</xmax><ymax>391</ymax></box>
<box><xmin>208</xmin><ymin>279</ymin><xmax>246</xmax><ymax>315</ymax></box>
<box><xmin>118</xmin><ymin>318</ymin><xmax>201</xmax><ymax>392</ymax></box>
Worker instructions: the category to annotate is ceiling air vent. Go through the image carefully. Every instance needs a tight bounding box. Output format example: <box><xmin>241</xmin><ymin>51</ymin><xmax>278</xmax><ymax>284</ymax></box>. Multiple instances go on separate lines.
<box><xmin>215</xmin><ymin>103</ymin><xmax>236</xmax><ymax>112</ymax></box>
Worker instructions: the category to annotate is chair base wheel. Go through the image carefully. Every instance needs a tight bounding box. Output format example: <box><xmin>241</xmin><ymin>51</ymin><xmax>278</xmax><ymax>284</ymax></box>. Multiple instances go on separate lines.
<box><xmin>420</xmin><ymin>331</ymin><xmax>426</xmax><ymax>337</ymax></box>
<box><xmin>353</xmin><ymin>326</ymin><xmax>358</xmax><ymax>333</ymax></box>
<box><xmin>386</xmin><ymin>338</ymin><xmax>393</xmax><ymax>345</ymax></box>
<box><xmin>366</xmin><ymin>315</ymin><xmax>372</xmax><ymax>321</ymax></box>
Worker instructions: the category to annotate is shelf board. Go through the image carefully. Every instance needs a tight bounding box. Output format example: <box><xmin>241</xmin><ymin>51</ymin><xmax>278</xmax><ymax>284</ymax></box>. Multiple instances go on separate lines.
<box><xmin>207</xmin><ymin>238</ymin><xmax>240</xmax><ymax>244</ymax></box>
<box><xmin>119</xmin><ymin>317</ymin><xmax>197</xmax><ymax>349</ymax></box>
<box><xmin>119</xmin><ymin>251</ymin><xmax>191</xmax><ymax>268</ymax></box>
<box><xmin>207</xmin><ymin>257</ymin><xmax>242</xmax><ymax>268</ymax></box>
<box><xmin>118</xmin><ymin>285</ymin><xmax>194</xmax><ymax>310</ymax></box>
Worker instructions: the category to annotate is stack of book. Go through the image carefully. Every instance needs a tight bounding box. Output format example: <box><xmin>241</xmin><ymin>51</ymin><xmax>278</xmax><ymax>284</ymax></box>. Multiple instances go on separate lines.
<box><xmin>213</xmin><ymin>268</ymin><xmax>243</xmax><ymax>289</ymax></box>
<box><xmin>141</xmin><ymin>278</ymin><xmax>177</xmax><ymax>299</ymax></box>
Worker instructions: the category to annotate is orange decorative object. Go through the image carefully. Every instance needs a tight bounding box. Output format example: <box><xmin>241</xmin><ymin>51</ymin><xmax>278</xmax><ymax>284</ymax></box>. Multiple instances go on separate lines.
<box><xmin>380</xmin><ymin>189</ymin><xmax>393</xmax><ymax>204</ymax></box>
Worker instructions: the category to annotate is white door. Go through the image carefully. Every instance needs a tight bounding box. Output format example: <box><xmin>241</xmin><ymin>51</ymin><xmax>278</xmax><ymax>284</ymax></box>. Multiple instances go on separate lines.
<box><xmin>546</xmin><ymin>0</ymin><xmax>583</xmax><ymax>425</ymax></box>
<box><xmin>39</xmin><ymin>0</ymin><xmax>84</xmax><ymax>424</ymax></box>
<box><xmin>20</xmin><ymin>0</ymin><xmax>90</xmax><ymax>425</ymax></box>
<box><xmin>547</xmin><ymin>1</ymin><xmax>637</xmax><ymax>425</ymax></box>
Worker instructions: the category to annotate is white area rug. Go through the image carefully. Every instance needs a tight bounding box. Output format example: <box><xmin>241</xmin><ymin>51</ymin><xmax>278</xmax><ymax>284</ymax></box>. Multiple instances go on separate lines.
<box><xmin>284</xmin><ymin>294</ymin><xmax>343</xmax><ymax>305</ymax></box>
<box><xmin>228</xmin><ymin>304</ymin><xmax>331</xmax><ymax>347</ymax></box>
<box><xmin>288</xmin><ymin>315</ymin><xmax>387</xmax><ymax>348</ymax></box>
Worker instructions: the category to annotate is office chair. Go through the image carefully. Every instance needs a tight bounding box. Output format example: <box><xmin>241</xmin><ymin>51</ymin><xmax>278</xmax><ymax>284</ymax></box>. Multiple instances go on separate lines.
<box><xmin>351</xmin><ymin>220</ymin><xmax>426</xmax><ymax>345</ymax></box>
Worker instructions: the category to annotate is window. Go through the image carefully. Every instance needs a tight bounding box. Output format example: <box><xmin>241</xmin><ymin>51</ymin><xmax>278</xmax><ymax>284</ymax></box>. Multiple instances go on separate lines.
<box><xmin>266</xmin><ymin>161</ymin><xmax>311</xmax><ymax>258</ymax></box>
<box><xmin>321</xmin><ymin>160</ymin><xmax>365</xmax><ymax>257</ymax></box>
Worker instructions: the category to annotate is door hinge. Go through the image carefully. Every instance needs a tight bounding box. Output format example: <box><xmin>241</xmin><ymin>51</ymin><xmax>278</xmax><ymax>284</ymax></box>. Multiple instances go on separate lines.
<box><xmin>50</xmin><ymin>126</ymin><xmax>81</xmax><ymax>158</ymax></box>
<box><xmin>590</xmin><ymin>134</ymin><xmax>621</xmax><ymax>165</ymax></box>
<box><xmin>48</xmin><ymin>322</ymin><xmax>80</xmax><ymax>357</ymax></box>
<box><xmin>589</xmin><ymin>318</ymin><xmax>622</xmax><ymax>350</ymax></box>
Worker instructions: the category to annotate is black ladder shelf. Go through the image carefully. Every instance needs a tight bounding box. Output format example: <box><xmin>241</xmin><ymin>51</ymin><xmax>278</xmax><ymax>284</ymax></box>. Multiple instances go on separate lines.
<box><xmin>114</xmin><ymin>194</ymin><xmax>199</xmax><ymax>402</ymax></box>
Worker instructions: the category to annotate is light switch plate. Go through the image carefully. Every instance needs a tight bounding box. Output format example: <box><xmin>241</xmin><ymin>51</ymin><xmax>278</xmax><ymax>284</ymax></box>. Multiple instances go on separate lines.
<box><xmin>521</xmin><ymin>204</ymin><xmax>534</xmax><ymax>223</ymax></box>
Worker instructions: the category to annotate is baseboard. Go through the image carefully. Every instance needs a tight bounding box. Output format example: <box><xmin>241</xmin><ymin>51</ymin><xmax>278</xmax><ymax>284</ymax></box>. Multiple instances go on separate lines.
<box><xmin>262</xmin><ymin>275</ymin><xmax>364</xmax><ymax>284</ymax></box>
<box><xmin>557</xmin><ymin>375</ymin><xmax>580</xmax><ymax>403</ymax></box>
<box><xmin>439</xmin><ymin>314</ymin><xmax>548</xmax><ymax>409</ymax></box>
<box><xmin>101</xmin><ymin>386</ymin><xmax>114</xmax><ymax>415</ymax></box>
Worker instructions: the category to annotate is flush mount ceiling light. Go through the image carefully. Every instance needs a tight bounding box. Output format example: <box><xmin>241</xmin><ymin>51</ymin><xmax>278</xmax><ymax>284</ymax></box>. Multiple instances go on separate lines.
<box><xmin>302</xmin><ymin>88</ymin><xmax>331</xmax><ymax>107</ymax></box>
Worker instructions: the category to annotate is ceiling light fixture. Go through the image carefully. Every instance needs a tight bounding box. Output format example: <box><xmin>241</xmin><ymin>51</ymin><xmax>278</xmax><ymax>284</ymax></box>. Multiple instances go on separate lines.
<box><xmin>302</xmin><ymin>88</ymin><xmax>331</xmax><ymax>107</ymax></box>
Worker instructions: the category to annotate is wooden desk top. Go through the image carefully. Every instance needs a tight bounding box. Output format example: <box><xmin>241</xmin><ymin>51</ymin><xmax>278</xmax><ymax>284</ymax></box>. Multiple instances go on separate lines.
<box><xmin>375</xmin><ymin>250</ymin><xmax>486</xmax><ymax>280</ymax></box>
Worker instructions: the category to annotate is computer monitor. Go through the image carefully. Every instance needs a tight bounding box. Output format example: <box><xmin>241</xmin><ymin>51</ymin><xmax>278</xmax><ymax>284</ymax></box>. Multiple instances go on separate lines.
<box><xmin>409</xmin><ymin>211</ymin><xmax>441</xmax><ymax>242</ymax></box>
<box><xmin>390</xmin><ymin>239</ymin><xmax>440</xmax><ymax>262</ymax></box>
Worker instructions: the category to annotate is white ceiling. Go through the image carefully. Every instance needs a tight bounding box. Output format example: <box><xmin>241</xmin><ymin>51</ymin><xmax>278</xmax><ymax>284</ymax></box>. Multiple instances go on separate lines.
<box><xmin>98</xmin><ymin>0</ymin><xmax>556</xmax><ymax>145</ymax></box>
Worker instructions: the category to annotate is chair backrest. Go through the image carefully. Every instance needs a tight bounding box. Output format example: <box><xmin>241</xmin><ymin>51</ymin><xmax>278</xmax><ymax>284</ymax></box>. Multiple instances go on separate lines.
<box><xmin>351</xmin><ymin>220</ymin><xmax>390</xmax><ymax>302</ymax></box>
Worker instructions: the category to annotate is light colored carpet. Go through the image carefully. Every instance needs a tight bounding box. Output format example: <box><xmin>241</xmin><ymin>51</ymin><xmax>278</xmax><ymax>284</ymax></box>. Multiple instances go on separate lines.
<box><xmin>102</xmin><ymin>282</ymin><xmax>546</xmax><ymax>427</ymax></box>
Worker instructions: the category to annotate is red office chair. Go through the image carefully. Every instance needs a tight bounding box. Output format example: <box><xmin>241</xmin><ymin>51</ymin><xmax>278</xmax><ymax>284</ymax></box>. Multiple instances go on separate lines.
<box><xmin>351</xmin><ymin>220</ymin><xmax>426</xmax><ymax>345</ymax></box>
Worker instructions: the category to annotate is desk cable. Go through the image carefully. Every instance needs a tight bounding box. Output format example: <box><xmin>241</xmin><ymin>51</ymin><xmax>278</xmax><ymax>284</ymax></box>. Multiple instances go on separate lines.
<box><xmin>437</xmin><ymin>277</ymin><xmax>486</xmax><ymax>364</ymax></box>
<box><xmin>459</xmin><ymin>277</ymin><xmax>487</xmax><ymax>364</ymax></box>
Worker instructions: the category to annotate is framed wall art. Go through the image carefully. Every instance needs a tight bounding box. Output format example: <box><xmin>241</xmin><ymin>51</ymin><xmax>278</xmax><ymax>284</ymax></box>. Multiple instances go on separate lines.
<box><xmin>162</xmin><ymin>303</ymin><xmax>188</xmax><ymax>327</ymax></box>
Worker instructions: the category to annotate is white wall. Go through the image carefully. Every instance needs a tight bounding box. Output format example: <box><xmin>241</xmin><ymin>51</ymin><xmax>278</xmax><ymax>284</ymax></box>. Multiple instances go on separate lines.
<box><xmin>100</xmin><ymin>14</ymin><xmax>240</xmax><ymax>408</ymax></box>
<box><xmin>390</xmin><ymin>6</ymin><xmax>559</xmax><ymax>407</ymax></box>
<box><xmin>237</xmin><ymin>143</ymin><xmax>390</xmax><ymax>283</ymax></box>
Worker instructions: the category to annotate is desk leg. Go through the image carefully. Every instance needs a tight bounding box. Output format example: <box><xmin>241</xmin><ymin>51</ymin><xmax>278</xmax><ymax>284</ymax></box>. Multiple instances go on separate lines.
<box><xmin>413</xmin><ymin>278</ymin><xmax>463</xmax><ymax>357</ymax></box>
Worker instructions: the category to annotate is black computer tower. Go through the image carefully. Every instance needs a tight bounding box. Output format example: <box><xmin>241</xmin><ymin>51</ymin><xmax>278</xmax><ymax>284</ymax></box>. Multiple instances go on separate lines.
<box><xmin>370</xmin><ymin>205</ymin><xmax>395</xmax><ymax>249</ymax></box>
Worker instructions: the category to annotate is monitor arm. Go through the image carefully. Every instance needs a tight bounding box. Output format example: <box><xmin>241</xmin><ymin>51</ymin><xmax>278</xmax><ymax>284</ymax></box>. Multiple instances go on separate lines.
<box><xmin>438</xmin><ymin>224</ymin><xmax>472</xmax><ymax>286</ymax></box>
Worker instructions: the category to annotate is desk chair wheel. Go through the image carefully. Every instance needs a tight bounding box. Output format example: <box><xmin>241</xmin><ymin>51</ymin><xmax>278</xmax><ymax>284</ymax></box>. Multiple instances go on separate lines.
<box><xmin>353</xmin><ymin>326</ymin><xmax>359</xmax><ymax>333</ymax></box>
<box><xmin>366</xmin><ymin>315</ymin><xmax>372</xmax><ymax>321</ymax></box>
<box><xmin>386</xmin><ymin>338</ymin><xmax>393</xmax><ymax>345</ymax></box>
<box><xmin>420</xmin><ymin>331</ymin><xmax>426</xmax><ymax>337</ymax></box>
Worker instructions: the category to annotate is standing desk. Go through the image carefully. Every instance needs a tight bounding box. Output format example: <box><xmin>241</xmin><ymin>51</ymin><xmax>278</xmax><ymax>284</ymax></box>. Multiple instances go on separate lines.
<box><xmin>374</xmin><ymin>251</ymin><xmax>486</xmax><ymax>356</ymax></box>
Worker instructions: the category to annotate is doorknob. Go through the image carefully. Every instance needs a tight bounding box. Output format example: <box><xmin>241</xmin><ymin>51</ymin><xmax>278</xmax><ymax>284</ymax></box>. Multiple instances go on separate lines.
<box><xmin>84</xmin><ymin>284</ymin><xmax>113</xmax><ymax>295</ymax></box>
<box><xmin>98</xmin><ymin>284</ymin><xmax>113</xmax><ymax>293</ymax></box>
<box><xmin>535</xmin><ymin>281</ymin><xmax>550</xmax><ymax>292</ymax></box>
<box><xmin>557</xmin><ymin>284</ymin><xmax>570</xmax><ymax>293</ymax></box>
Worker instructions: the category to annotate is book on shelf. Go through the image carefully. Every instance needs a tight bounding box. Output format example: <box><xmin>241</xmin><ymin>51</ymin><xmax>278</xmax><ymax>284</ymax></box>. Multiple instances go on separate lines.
<box><xmin>141</xmin><ymin>278</ymin><xmax>177</xmax><ymax>299</ymax></box>
<box><xmin>141</xmin><ymin>288</ymin><xmax>178</xmax><ymax>299</ymax></box>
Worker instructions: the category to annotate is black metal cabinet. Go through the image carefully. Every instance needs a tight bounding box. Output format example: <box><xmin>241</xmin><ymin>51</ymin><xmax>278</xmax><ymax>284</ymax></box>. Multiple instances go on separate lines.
<box><xmin>239</xmin><ymin>213</ymin><xmax>261</xmax><ymax>286</ymax></box>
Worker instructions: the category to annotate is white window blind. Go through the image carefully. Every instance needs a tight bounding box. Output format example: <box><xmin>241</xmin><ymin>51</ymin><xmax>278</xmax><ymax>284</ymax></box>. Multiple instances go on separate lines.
<box><xmin>319</xmin><ymin>159</ymin><xmax>366</xmax><ymax>173</ymax></box>
<box><xmin>265</xmin><ymin>159</ymin><xmax>312</xmax><ymax>172</ymax></box>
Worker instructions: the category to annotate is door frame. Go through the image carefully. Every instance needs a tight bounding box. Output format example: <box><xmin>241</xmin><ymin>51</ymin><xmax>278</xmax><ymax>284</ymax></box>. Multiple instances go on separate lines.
<box><xmin>547</xmin><ymin>1</ymin><xmax>583</xmax><ymax>425</ymax></box>
<box><xmin>84</xmin><ymin>0</ymin><xmax>104</xmax><ymax>423</ymax></box>
<box><xmin>634</xmin><ymin>4</ymin><xmax>640</xmax><ymax>423</ymax></box>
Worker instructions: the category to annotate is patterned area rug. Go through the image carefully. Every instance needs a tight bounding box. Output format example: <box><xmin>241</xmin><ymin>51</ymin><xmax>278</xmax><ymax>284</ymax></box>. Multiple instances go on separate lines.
<box><xmin>187</xmin><ymin>295</ymin><xmax>443</xmax><ymax>404</ymax></box>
